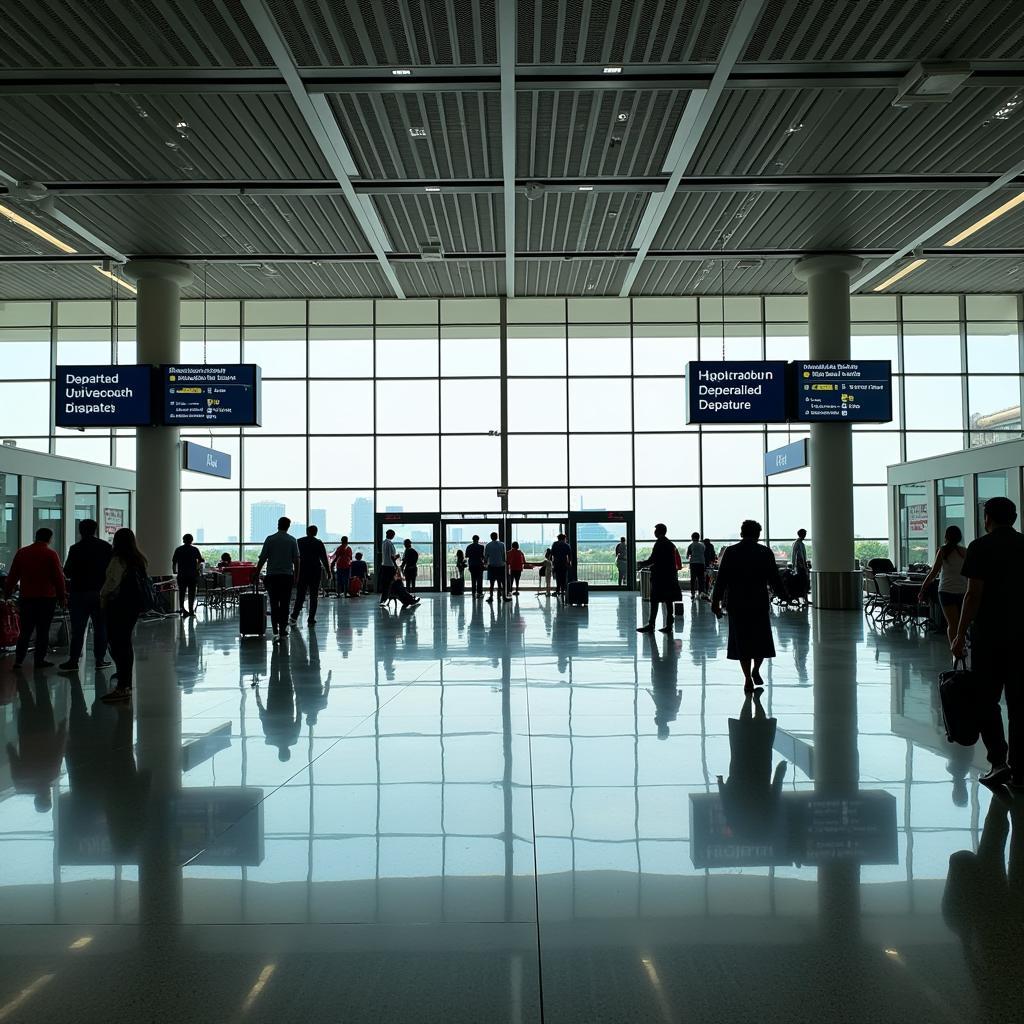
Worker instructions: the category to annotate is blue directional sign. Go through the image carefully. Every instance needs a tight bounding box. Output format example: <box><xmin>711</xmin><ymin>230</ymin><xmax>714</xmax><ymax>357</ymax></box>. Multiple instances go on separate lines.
<box><xmin>764</xmin><ymin>438</ymin><xmax>808</xmax><ymax>477</ymax></box>
<box><xmin>686</xmin><ymin>361</ymin><xmax>789</xmax><ymax>424</ymax></box>
<box><xmin>55</xmin><ymin>365</ymin><xmax>155</xmax><ymax>428</ymax></box>
<box><xmin>792</xmin><ymin>360</ymin><xmax>893</xmax><ymax>423</ymax></box>
<box><xmin>183</xmin><ymin>440</ymin><xmax>232</xmax><ymax>479</ymax></box>
<box><xmin>162</xmin><ymin>365</ymin><xmax>261</xmax><ymax>426</ymax></box>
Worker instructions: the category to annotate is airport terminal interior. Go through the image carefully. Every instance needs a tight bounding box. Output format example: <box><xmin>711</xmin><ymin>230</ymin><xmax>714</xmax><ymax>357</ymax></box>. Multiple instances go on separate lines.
<box><xmin>3</xmin><ymin>1</ymin><xmax>1024</xmax><ymax>1020</ymax></box>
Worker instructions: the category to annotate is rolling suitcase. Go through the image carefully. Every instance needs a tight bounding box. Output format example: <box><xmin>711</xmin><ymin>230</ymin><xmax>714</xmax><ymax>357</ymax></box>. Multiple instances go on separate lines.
<box><xmin>348</xmin><ymin>576</ymin><xmax>363</xmax><ymax>597</ymax></box>
<box><xmin>449</xmin><ymin>577</ymin><xmax>465</xmax><ymax>595</ymax></box>
<box><xmin>239</xmin><ymin>584</ymin><xmax>267</xmax><ymax>637</ymax></box>
<box><xmin>938</xmin><ymin>658</ymin><xmax>979</xmax><ymax>746</ymax></box>
<box><xmin>566</xmin><ymin>580</ymin><xmax>589</xmax><ymax>606</ymax></box>
<box><xmin>0</xmin><ymin>603</ymin><xmax>19</xmax><ymax>650</ymax></box>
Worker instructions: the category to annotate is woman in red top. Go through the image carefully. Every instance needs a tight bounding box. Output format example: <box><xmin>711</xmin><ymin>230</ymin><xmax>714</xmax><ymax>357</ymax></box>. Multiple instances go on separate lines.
<box><xmin>507</xmin><ymin>542</ymin><xmax>527</xmax><ymax>596</ymax></box>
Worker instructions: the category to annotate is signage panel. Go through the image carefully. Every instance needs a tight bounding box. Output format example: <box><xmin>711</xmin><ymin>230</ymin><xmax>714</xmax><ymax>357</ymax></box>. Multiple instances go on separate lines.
<box><xmin>162</xmin><ymin>365</ymin><xmax>261</xmax><ymax>426</ymax></box>
<box><xmin>792</xmin><ymin>360</ymin><xmax>893</xmax><ymax>423</ymax></box>
<box><xmin>686</xmin><ymin>361</ymin><xmax>789</xmax><ymax>424</ymax></box>
<box><xmin>183</xmin><ymin>440</ymin><xmax>232</xmax><ymax>479</ymax></box>
<box><xmin>764</xmin><ymin>438</ymin><xmax>809</xmax><ymax>477</ymax></box>
<box><xmin>55</xmin><ymin>365</ymin><xmax>154</xmax><ymax>428</ymax></box>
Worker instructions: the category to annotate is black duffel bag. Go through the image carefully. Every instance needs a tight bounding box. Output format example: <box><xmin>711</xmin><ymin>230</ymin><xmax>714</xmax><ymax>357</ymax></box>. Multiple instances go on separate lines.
<box><xmin>938</xmin><ymin>658</ymin><xmax>979</xmax><ymax>746</ymax></box>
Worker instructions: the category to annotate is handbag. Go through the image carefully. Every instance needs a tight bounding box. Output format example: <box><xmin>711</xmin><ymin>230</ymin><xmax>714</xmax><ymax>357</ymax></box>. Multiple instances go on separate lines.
<box><xmin>938</xmin><ymin>658</ymin><xmax>980</xmax><ymax>746</ymax></box>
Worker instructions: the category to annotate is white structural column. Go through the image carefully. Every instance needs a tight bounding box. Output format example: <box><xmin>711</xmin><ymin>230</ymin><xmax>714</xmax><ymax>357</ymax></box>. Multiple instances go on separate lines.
<box><xmin>124</xmin><ymin>260</ymin><xmax>193</xmax><ymax>573</ymax></box>
<box><xmin>794</xmin><ymin>254</ymin><xmax>863</xmax><ymax>610</ymax></box>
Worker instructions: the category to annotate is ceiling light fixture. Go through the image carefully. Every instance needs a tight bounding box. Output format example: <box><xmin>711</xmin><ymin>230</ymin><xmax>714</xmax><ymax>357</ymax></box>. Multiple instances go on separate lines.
<box><xmin>893</xmin><ymin>62</ymin><xmax>973</xmax><ymax>108</ymax></box>
<box><xmin>95</xmin><ymin>266</ymin><xmax>137</xmax><ymax>293</ymax></box>
<box><xmin>784</xmin><ymin>122</ymin><xmax>804</xmax><ymax>135</ymax></box>
<box><xmin>944</xmin><ymin>190</ymin><xmax>1024</xmax><ymax>246</ymax></box>
<box><xmin>578</xmin><ymin>185</ymin><xmax>594</xmax><ymax>191</ymax></box>
<box><xmin>424</xmin><ymin>186</ymin><xmax>441</xmax><ymax>192</ymax></box>
<box><xmin>994</xmin><ymin>94</ymin><xmax>1022</xmax><ymax>120</ymax></box>
<box><xmin>603</xmin><ymin>66</ymin><xmax>622</xmax><ymax>74</ymax></box>
<box><xmin>872</xmin><ymin>258</ymin><xmax>927</xmax><ymax>292</ymax></box>
<box><xmin>392</xmin><ymin>68</ymin><xmax>412</xmax><ymax>76</ymax></box>
<box><xmin>0</xmin><ymin>202</ymin><xmax>77</xmax><ymax>253</ymax></box>
<box><xmin>616</xmin><ymin>112</ymin><xmax>629</xmax><ymax>122</ymax></box>
<box><xmin>408</xmin><ymin>127</ymin><xmax>427</xmax><ymax>138</ymax></box>
<box><xmin>175</xmin><ymin>120</ymin><xmax>189</xmax><ymax>129</ymax></box>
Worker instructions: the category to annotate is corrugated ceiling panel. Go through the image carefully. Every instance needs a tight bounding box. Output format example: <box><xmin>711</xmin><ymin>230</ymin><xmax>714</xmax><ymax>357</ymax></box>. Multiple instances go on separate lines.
<box><xmin>0</xmin><ymin>0</ymin><xmax>273</xmax><ymax>69</ymax></box>
<box><xmin>690</xmin><ymin>87</ymin><xmax>1024</xmax><ymax>177</ymax></box>
<box><xmin>518</xmin><ymin>191</ymin><xmax>648</xmax><ymax>251</ymax></box>
<box><xmin>0</xmin><ymin>93</ymin><xmax>330</xmax><ymax>182</ymax></box>
<box><xmin>373</xmin><ymin>194</ymin><xmax>502</xmax><ymax>253</ymax></box>
<box><xmin>743</xmin><ymin>0</ymin><xmax>1024</xmax><ymax>62</ymax></box>
<box><xmin>185</xmin><ymin>261</ymin><xmax>392</xmax><ymax>297</ymax></box>
<box><xmin>516</xmin><ymin>0</ymin><xmax>739</xmax><ymax>64</ymax></box>
<box><xmin>396</xmin><ymin>259</ymin><xmax>503</xmax><ymax>296</ymax></box>
<box><xmin>267</xmin><ymin>0</ymin><xmax>497</xmax><ymax>66</ymax></box>
<box><xmin>861</xmin><ymin>257</ymin><xmax>1024</xmax><ymax>293</ymax></box>
<box><xmin>633</xmin><ymin>257</ymin><xmax>802</xmax><ymax>295</ymax></box>
<box><xmin>515</xmin><ymin>258</ymin><xmax>627</xmax><ymax>295</ymax></box>
<box><xmin>519</xmin><ymin>89</ymin><xmax>690</xmax><ymax>178</ymax></box>
<box><xmin>0</xmin><ymin>263</ymin><xmax>115</xmax><ymax>299</ymax></box>
<box><xmin>330</xmin><ymin>92</ymin><xmax>501</xmax><ymax>179</ymax></box>
<box><xmin>653</xmin><ymin>189</ymin><xmax>977</xmax><ymax>251</ymax></box>
<box><xmin>55</xmin><ymin>194</ymin><xmax>370</xmax><ymax>257</ymax></box>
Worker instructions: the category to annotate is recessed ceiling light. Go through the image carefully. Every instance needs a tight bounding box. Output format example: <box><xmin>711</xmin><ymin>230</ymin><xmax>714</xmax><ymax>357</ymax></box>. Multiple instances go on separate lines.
<box><xmin>616</xmin><ymin>112</ymin><xmax>629</xmax><ymax>122</ymax></box>
<box><xmin>175</xmin><ymin>120</ymin><xmax>189</xmax><ymax>129</ymax></box>
<box><xmin>784</xmin><ymin>122</ymin><xmax>804</xmax><ymax>135</ymax></box>
<box><xmin>409</xmin><ymin>127</ymin><xmax>427</xmax><ymax>138</ymax></box>
<box><xmin>392</xmin><ymin>68</ymin><xmax>412</xmax><ymax>76</ymax></box>
<box><xmin>94</xmin><ymin>266</ymin><xmax>137</xmax><ymax>294</ymax></box>
<box><xmin>872</xmin><ymin>258</ymin><xmax>927</xmax><ymax>292</ymax></box>
<box><xmin>164</xmin><ymin>140</ymin><xmax>180</xmax><ymax>150</ymax></box>
<box><xmin>578</xmin><ymin>185</ymin><xmax>594</xmax><ymax>191</ymax></box>
<box><xmin>995</xmin><ymin>95</ymin><xmax>1022</xmax><ymax>120</ymax></box>
<box><xmin>425</xmin><ymin>186</ymin><xmax>441</xmax><ymax>192</ymax></box>
<box><xmin>944</xmin><ymin>190</ymin><xmax>1024</xmax><ymax>246</ymax></box>
<box><xmin>0</xmin><ymin>202</ymin><xmax>77</xmax><ymax>253</ymax></box>
<box><xmin>603</xmin><ymin>66</ymin><xmax>622</xmax><ymax>74</ymax></box>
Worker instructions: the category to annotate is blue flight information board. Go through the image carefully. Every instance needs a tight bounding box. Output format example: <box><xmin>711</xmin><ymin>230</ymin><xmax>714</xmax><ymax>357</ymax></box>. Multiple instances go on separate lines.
<box><xmin>686</xmin><ymin>361</ymin><xmax>789</xmax><ymax>424</ymax></box>
<box><xmin>162</xmin><ymin>365</ymin><xmax>262</xmax><ymax>426</ymax></box>
<box><xmin>764</xmin><ymin>438</ymin><xmax>808</xmax><ymax>477</ymax></box>
<box><xmin>183</xmin><ymin>440</ymin><xmax>232</xmax><ymax>479</ymax></box>
<box><xmin>55</xmin><ymin>365</ymin><xmax>154</xmax><ymax>427</ymax></box>
<box><xmin>793</xmin><ymin>361</ymin><xmax>893</xmax><ymax>423</ymax></box>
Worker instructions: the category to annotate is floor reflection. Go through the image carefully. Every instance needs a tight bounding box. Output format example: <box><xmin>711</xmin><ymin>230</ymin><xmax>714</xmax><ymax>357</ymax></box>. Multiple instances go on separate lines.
<box><xmin>0</xmin><ymin>593</ymin><xmax>1013</xmax><ymax>1021</ymax></box>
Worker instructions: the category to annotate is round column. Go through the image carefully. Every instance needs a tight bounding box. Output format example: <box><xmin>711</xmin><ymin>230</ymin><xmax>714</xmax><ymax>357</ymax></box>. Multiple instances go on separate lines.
<box><xmin>794</xmin><ymin>254</ymin><xmax>862</xmax><ymax>610</ymax></box>
<box><xmin>124</xmin><ymin>260</ymin><xmax>193</xmax><ymax>573</ymax></box>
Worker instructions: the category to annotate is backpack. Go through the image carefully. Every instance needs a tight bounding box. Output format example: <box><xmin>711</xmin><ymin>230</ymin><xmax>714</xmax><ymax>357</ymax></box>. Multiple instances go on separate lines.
<box><xmin>117</xmin><ymin>562</ymin><xmax>157</xmax><ymax>613</ymax></box>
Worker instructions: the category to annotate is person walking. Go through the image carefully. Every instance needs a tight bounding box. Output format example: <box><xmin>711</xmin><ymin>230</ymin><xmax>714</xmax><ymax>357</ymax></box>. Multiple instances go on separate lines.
<box><xmin>702</xmin><ymin>536</ymin><xmax>717</xmax><ymax>596</ymax></box>
<box><xmin>952</xmin><ymin>496</ymin><xmax>1024</xmax><ymax>787</ymax></box>
<box><xmin>550</xmin><ymin>533</ymin><xmax>573</xmax><ymax>599</ymax></box>
<box><xmin>466</xmin><ymin>534</ymin><xmax>486</xmax><ymax>599</ymax></box>
<box><xmin>485</xmin><ymin>532</ymin><xmax>509</xmax><ymax>603</ymax></box>
<box><xmin>3</xmin><ymin>528</ymin><xmax>67</xmax><ymax>670</ymax></box>
<box><xmin>98</xmin><ymin>528</ymin><xmax>150</xmax><ymax>704</ymax></box>
<box><xmin>919</xmin><ymin>525</ymin><xmax>968</xmax><ymax>647</ymax></box>
<box><xmin>60</xmin><ymin>518</ymin><xmax>112</xmax><ymax>673</ymax></box>
<box><xmin>172</xmin><ymin>532</ymin><xmax>204</xmax><ymax>618</ymax></box>
<box><xmin>712</xmin><ymin>520</ymin><xmax>783</xmax><ymax>694</ymax></box>
<box><xmin>378</xmin><ymin>529</ymin><xmax>399</xmax><ymax>606</ymax></box>
<box><xmin>615</xmin><ymin>537</ymin><xmax>629</xmax><ymax>588</ymax></box>
<box><xmin>540</xmin><ymin>548</ymin><xmax>553</xmax><ymax>598</ymax></box>
<box><xmin>291</xmin><ymin>524</ymin><xmax>330</xmax><ymax>627</ymax></box>
<box><xmin>349</xmin><ymin>552</ymin><xmax>367</xmax><ymax>596</ymax></box>
<box><xmin>331</xmin><ymin>535</ymin><xmax>353</xmax><ymax>598</ymax></box>
<box><xmin>685</xmin><ymin>532</ymin><xmax>706</xmax><ymax>601</ymax></box>
<box><xmin>507</xmin><ymin>541</ymin><xmax>526</xmax><ymax>595</ymax></box>
<box><xmin>636</xmin><ymin>524</ymin><xmax>682</xmax><ymax>633</ymax></box>
<box><xmin>401</xmin><ymin>539</ymin><xmax>419</xmax><ymax>591</ymax></box>
<box><xmin>791</xmin><ymin>528</ymin><xmax>809</xmax><ymax>599</ymax></box>
<box><xmin>256</xmin><ymin>516</ymin><xmax>300</xmax><ymax>644</ymax></box>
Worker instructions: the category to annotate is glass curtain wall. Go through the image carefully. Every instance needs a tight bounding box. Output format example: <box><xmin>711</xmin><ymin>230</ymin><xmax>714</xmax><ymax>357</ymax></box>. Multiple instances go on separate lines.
<box><xmin>0</xmin><ymin>293</ymin><xmax>1020</xmax><ymax>563</ymax></box>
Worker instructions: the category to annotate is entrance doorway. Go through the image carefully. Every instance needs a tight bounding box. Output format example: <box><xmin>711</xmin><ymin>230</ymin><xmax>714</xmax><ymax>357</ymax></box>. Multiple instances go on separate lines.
<box><xmin>375</xmin><ymin>512</ymin><xmax>440</xmax><ymax>591</ymax></box>
<box><xmin>568</xmin><ymin>510</ymin><xmax>635</xmax><ymax>590</ymax></box>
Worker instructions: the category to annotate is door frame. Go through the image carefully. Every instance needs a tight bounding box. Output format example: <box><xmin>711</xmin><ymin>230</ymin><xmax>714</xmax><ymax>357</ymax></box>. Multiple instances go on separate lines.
<box><xmin>375</xmin><ymin>511</ymin><xmax>442</xmax><ymax>591</ymax></box>
<box><xmin>568</xmin><ymin>510</ymin><xmax>635</xmax><ymax>590</ymax></box>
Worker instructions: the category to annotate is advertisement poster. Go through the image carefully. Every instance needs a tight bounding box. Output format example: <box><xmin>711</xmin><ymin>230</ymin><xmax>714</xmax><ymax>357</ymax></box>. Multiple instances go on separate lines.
<box><xmin>103</xmin><ymin>507</ymin><xmax>124</xmax><ymax>538</ymax></box>
<box><xmin>908</xmin><ymin>503</ymin><xmax>928</xmax><ymax>536</ymax></box>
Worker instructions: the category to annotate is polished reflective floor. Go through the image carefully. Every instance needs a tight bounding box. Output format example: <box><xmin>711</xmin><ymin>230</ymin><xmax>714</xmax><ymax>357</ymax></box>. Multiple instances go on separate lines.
<box><xmin>0</xmin><ymin>593</ymin><xmax>1013</xmax><ymax>1022</ymax></box>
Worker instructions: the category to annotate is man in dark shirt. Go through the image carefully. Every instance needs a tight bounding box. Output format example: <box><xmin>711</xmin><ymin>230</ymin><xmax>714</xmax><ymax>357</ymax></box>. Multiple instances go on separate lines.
<box><xmin>466</xmin><ymin>535</ymin><xmax>486</xmax><ymax>599</ymax></box>
<box><xmin>953</xmin><ymin>496</ymin><xmax>1024</xmax><ymax>787</ymax></box>
<box><xmin>550</xmin><ymin>534</ymin><xmax>574</xmax><ymax>599</ymax></box>
<box><xmin>172</xmin><ymin>533</ymin><xmax>205</xmax><ymax>618</ymax></box>
<box><xmin>291</xmin><ymin>524</ymin><xmax>330</xmax><ymax>627</ymax></box>
<box><xmin>60</xmin><ymin>518</ymin><xmax>112</xmax><ymax>673</ymax></box>
<box><xmin>401</xmin><ymin>539</ymin><xmax>420</xmax><ymax>591</ymax></box>
<box><xmin>349</xmin><ymin>552</ymin><xmax>368</xmax><ymax>596</ymax></box>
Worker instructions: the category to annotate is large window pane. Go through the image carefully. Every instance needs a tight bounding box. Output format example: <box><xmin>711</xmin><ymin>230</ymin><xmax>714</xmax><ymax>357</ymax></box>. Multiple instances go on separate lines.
<box><xmin>376</xmin><ymin>330</ymin><xmax>439</xmax><ymax>377</ymax></box>
<box><xmin>307</xmin><ymin>491</ymin><xmax>374</xmax><ymax>543</ymax></box>
<box><xmin>244</xmin><ymin>327</ymin><xmax>305</xmax><ymax>377</ymax></box>
<box><xmin>244</xmin><ymin>437</ymin><xmax>306</xmax><ymax>488</ymax></box>
<box><xmin>767</xmin><ymin>486</ymin><xmax>810</xmax><ymax>541</ymax></box>
<box><xmin>905</xmin><ymin>432</ymin><xmax>963</xmax><ymax>460</ymax></box>
<box><xmin>765</xmin><ymin>324</ymin><xmax>808</xmax><ymax>361</ymax></box>
<box><xmin>703</xmin><ymin>487</ymin><xmax>765</xmax><ymax>540</ymax></box>
<box><xmin>244</xmin><ymin>491</ymin><xmax>305</xmax><ymax>543</ymax></box>
<box><xmin>33</xmin><ymin>478</ymin><xmax>63</xmax><ymax>555</ymax></box>
<box><xmin>937</xmin><ymin>477</ymin><xmax>965</xmax><ymax>540</ymax></box>
<box><xmin>977</xmin><ymin>470</ymin><xmax>1011</xmax><ymax>532</ymax></box>
<box><xmin>507</xmin><ymin>325</ymin><xmax>566</xmax><ymax>375</ymax></box>
<box><xmin>634</xmin><ymin>434</ymin><xmax>698</xmax><ymax>484</ymax></box>
<box><xmin>56</xmin><ymin>328</ymin><xmax>111</xmax><ymax>366</ymax></box>
<box><xmin>309</xmin><ymin>380</ymin><xmax>374</xmax><ymax>433</ymax></box>
<box><xmin>700</xmin><ymin>434</ymin><xmax>764</xmax><ymax>485</ymax></box>
<box><xmin>568</xmin><ymin>326</ymin><xmax>630</xmax><ymax>375</ymax></box>
<box><xmin>182</xmin><ymin>491</ymin><xmax>241</xmax><ymax>544</ymax></box>
<box><xmin>854</xmin><ymin>485</ymin><xmax>888</xmax><ymax>539</ymax></box>
<box><xmin>441</xmin><ymin>327</ymin><xmax>500</xmax><ymax>377</ymax></box>
<box><xmin>699</xmin><ymin>324</ymin><xmax>762</xmax><ymax>361</ymax></box>
<box><xmin>0</xmin><ymin>329</ymin><xmax>50</xmax><ymax>378</ymax></box>
<box><xmin>441</xmin><ymin>379</ymin><xmax>500</xmax><ymax>433</ymax></box>
<box><xmin>967</xmin><ymin>322</ymin><xmax>1019</xmax><ymax>374</ymax></box>
<box><xmin>507</xmin><ymin>379</ymin><xmax>566</xmax><ymax>432</ymax></box>
<box><xmin>309</xmin><ymin>436</ymin><xmax>373</xmax><ymax>488</ymax></box>
<box><xmin>853</xmin><ymin>432</ymin><xmax>901</xmax><ymax>484</ymax></box>
<box><xmin>632</xmin><ymin>325</ymin><xmax>697</xmax><ymax>374</ymax></box>
<box><xmin>0</xmin><ymin>473</ymin><xmax>20</xmax><ymax>568</ymax></box>
<box><xmin>508</xmin><ymin>435</ymin><xmax>566</xmax><ymax>486</ymax></box>
<box><xmin>632</xmin><ymin>378</ymin><xmax>687</xmax><ymax>431</ymax></box>
<box><xmin>375</xmin><ymin>380</ymin><xmax>438</xmax><ymax>433</ymax></box>
<box><xmin>569</xmin><ymin>435</ymin><xmax>632</xmax><ymax>486</ymax></box>
<box><xmin>898</xmin><ymin>482</ymin><xmax>929</xmax><ymax>567</ymax></box>
<box><xmin>376</xmin><ymin>436</ymin><xmax>439</xmax><ymax>487</ymax></box>
<box><xmin>903</xmin><ymin>377</ymin><xmax>962</xmax><ymax>430</ymax></box>
<box><xmin>180</xmin><ymin>327</ymin><xmax>240</xmax><ymax>366</ymax></box>
<box><xmin>309</xmin><ymin>328</ymin><xmax>373</xmax><ymax>377</ymax></box>
<box><xmin>441</xmin><ymin>435</ymin><xmax>501</xmax><ymax>487</ymax></box>
<box><xmin>0</xmin><ymin>382</ymin><xmax>49</xmax><ymax>435</ymax></box>
<box><xmin>244</xmin><ymin>380</ymin><xmax>306</xmax><ymax>434</ymax></box>
<box><xmin>969</xmin><ymin>376</ymin><xmax>1021</xmax><ymax>445</ymax></box>
<box><xmin>54</xmin><ymin>437</ymin><xmax>111</xmax><ymax>464</ymax></box>
<box><xmin>634</xmin><ymin>489</ymin><xmax>700</xmax><ymax>545</ymax></box>
<box><xmin>569</xmin><ymin>379</ymin><xmax>632</xmax><ymax>432</ymax></box>
<box><xmin>851</xmin><ymin>323</ymin><xmax>898</xmax><ymax>361</ymax></box>
<box><xmin>903</xmin><ymin>323</ymin><xmax>961</xmax><ymax>373</ymax></box>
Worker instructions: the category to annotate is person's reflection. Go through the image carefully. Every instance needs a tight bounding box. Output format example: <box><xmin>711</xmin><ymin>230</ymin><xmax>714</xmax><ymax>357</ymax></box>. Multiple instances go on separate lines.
<box><xmin>254</xmin><ymin>647</ymin><xmax>301</xmax><ymax>761</ymax></box>
<box><xmin>776</xmin><ymin>606</ymin><xmax>810</xmax><ymax>685</ymax></box>
<box><xmin>176</xmin><ymin>616</ymin><xmax>199</xmax><ymax>693</ymax></box>
<box><xmin>291</xmin><ymin>628</ymin><xmax>333</xmax><ymax>727</ymax></box>
<box><xmin>551</xmin><ymin>601</ymin><xmax>581</xmax><ymax>675</ymax></box>
<box><xmin>64</xmin><ymin>676</ymin><xmax>117</xmax><ymax>816</ymax></box>
<box><xmin>647</xmin><ymin>633</ymin><xmax>681</xmax><ymax>739</ymax></box>
<box><xmin>105</xmin><ymin>698</ymin><xmax>149</xmax><ymax>863</ymax></box>
<box><xmin>7</xmin><ymin>673</ymin><xmax>66</xmax><ymax>812</ymax></box>
<box><xmin>716</xmin><ymin>688</ymin><xmax>787</xmax><ymax>842</ymax></box>
<box><xmin>376</xmin><ymin>613</ymin><xmax>400</xmax><ymax>680</ymax></box>
<box><xmin>947</xmin><ymin>745</ymin><xmax>974</xmax><ymax>807</ymax></box>
<box><xmin>943</xmin><ymin>796</ymin><xmax>1024</xmax><ymax>1018</ymax></box>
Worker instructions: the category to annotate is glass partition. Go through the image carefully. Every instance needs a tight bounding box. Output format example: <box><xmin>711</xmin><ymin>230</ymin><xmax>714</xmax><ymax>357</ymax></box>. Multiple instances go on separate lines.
<box><xmin>33</xmin><ymin>478</ymin><xmax>64</xmax><ymax>554</ymax></box>
<box><xmin>976</xmin><ymin>469</ymin><xmax>1011</xmax><ymax>534</ymax></box>
<box><xmin>898</xmin><ymin>482</ymin><xmax>929</xmax><ymax>569</ymax></box>
<box><xmin>0</xmin><ymin>473</ymin><xmax>18</xmax><ymax>570</ymax></box>
<box><xmin>936</xmin><ymin>476</ymin><xmax>965</xmax><ymax>543</ymax></box>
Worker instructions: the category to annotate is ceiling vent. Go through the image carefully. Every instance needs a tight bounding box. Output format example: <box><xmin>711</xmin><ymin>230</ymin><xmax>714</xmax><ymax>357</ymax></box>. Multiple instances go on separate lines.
<box><xmin>735</xmin><ymin>258</ymin><xmax>764</xmax><ymax>269</ymax></box>
<box><xmin>893</xmin><ymin>62</ymin><xmax>972</xmax><ymax>107</ymax></box>
<box><xmin>420</xmin><ymin>238</ymin><xmax>444</xmax><ymax>261</ymax></box>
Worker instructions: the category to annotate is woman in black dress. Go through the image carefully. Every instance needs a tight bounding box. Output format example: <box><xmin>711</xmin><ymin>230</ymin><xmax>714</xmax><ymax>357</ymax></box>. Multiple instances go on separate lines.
<box><xmin>711</xmin><ymin>519</ymin><xmax>782</xmax><ymax>691</ymax></box>
<box><xmin>637</xmin><ymin>523</ymin><xmax>682</xmax><ymax>633</ymax></box>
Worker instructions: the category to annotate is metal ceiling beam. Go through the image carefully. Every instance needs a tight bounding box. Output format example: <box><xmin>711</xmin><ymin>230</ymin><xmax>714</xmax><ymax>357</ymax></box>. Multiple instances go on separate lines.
<box><xmin>618</xmin><ymin>0</ymin><xmax>769</xmax><ymax>297</ymax></box>
<box><xmin>32</xmin><ymin>173</ymin><xmax>1024</xmax><ymax>199</ymax></box>
<box><xmin>498</xmin><ymin>0</ymin><xmax>516</xmax><ymax>297</ymax></box>
<box><xmin>239</xmin><ymin>0</ymin><xmax>404</xmax><ymax>298</ymax></box>
<box><xmin>851</xmin><ymin>156</ymin><xmax>1024</xmax><ymax>291</ymax></box>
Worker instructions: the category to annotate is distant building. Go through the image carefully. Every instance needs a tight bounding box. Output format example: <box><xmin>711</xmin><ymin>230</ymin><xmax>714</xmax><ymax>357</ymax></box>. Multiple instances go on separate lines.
<box><xmin>250</xmin><ymin>499</ymin><xmax>285</xmax><ymax>541</ymax></box>
<box><xmin>310</xmin><ymin>508</ymin><xmax>327</xmax><ymax>534</ymax></box>
<box><xmin>195</xmin><ymin>528</ymin><xmax>205</xmax><ymax>543</ymax></box>
<box><xmin>575</xmin><ymin>508</ymin><xmax>615</xmax><ymax>543</ymax></box>
<box><xmin>351</xmin><ymin>497</ymin><xmax>373</xmax><ymax>542</ymax></box>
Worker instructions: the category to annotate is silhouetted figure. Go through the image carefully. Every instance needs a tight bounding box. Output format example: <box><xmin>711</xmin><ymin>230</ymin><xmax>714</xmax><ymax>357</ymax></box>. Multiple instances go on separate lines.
<box><xmin>255</xmin><ymin>648</ymin><xmax>301</xmax><ymax>761</ymax></box>
<box><xmin>7</xmin><ymin>675</ymin><xmax>66</xmax><ymax>812</ymax></box>
<box><xmin>637</xmin><ymin>523</ymin><xmax>681</xmax><ymax>633</ymax></box>
<box><xmin>647</xmin><ymin>633</ymin><xmax>681</xmax><ymax>739</ymax></box>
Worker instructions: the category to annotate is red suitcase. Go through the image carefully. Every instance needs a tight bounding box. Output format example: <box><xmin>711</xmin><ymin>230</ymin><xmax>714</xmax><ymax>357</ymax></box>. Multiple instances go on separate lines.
<box><xmin>348</xmin><ymin>576</ymin><xmax>363</xmax><ymax>597</ymax></box>
<box><xmin>0</xmin><ymin>603</ymin><xmax>19</xmax><ymax>650</ymax></box>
